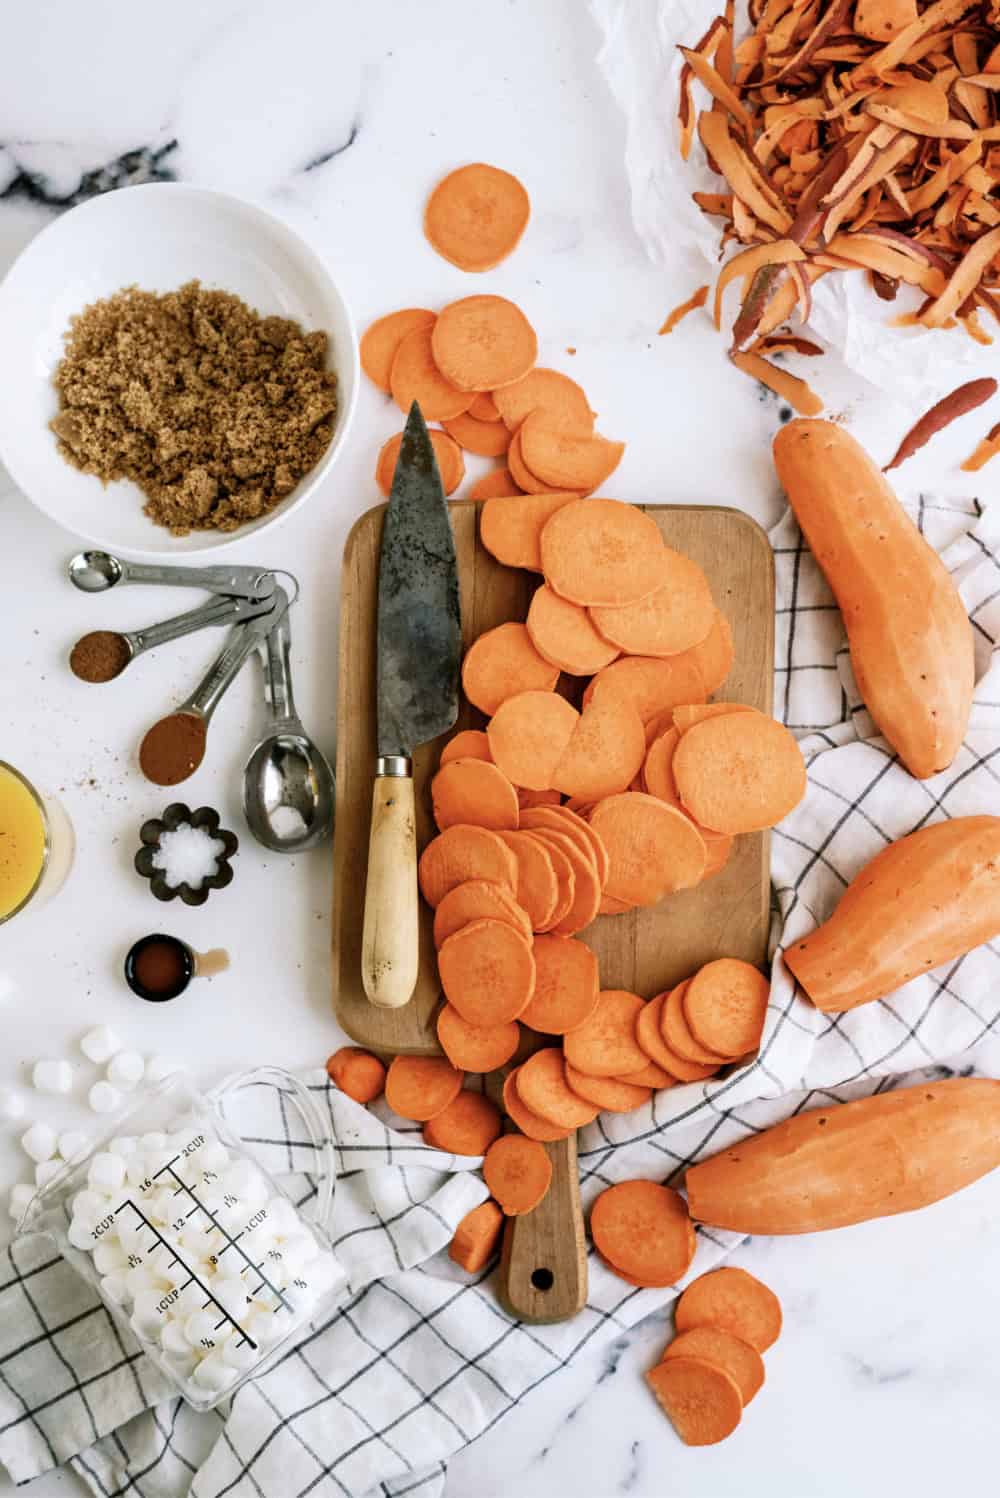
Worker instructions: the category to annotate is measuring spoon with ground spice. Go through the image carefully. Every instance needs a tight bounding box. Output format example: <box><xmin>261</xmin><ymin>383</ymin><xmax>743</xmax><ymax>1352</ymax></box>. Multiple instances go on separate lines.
<box><xmin>139</xmin><ymin>597</ymin><xmax>286</xmax><ymax>786</ymax></box>
<box><xmin>70</xmin><ymin>592</ymin><xmax>276</xmax><ymax>683</ymax></box>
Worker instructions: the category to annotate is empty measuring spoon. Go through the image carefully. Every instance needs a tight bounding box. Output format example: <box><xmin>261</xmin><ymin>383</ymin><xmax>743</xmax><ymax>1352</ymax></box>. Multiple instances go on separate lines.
<box><xmin>243</xmin><ymin>592</ymin><xmax>335</xmax><ymax>852</ymax></box>
<box><xmin>69</xmin><ymin>592</ymin><xmax>276</xmax><ymax>683</ymax></box>
<box><xmin>68</xmin><ymin>550</ymin><xmax>276</xmax><ymax>601</ymax></box>
<box><xmin>138</xmin><ymin>598</ymin><xmax>287</xmax><ymax>787</ymax></box>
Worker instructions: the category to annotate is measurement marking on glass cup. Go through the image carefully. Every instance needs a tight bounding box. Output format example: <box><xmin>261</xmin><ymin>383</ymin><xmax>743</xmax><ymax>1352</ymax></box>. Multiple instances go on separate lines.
<box><xmin>152</xmin><ymin>1154</ymin><xmax>292</xmax><ymax>1315</ymax></box>
<box><xmin>115</xmin><ymin>1198</ymin><xmax>259</xmax><ymax>1350</ymax></box>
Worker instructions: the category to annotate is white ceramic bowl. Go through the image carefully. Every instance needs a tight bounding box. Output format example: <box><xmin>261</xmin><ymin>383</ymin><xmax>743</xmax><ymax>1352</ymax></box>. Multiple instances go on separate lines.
<box><xmin>0</xmin><ymin>184</ymin><xmax>358</xmax><ymax>558</ymax></box>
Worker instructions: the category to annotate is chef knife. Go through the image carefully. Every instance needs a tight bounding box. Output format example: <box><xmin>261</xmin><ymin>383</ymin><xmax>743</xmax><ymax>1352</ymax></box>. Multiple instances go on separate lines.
<box><xmin>362</xmin><ymin>401</ymin><xmax>462</xmax><ymax>1008</ymax></box>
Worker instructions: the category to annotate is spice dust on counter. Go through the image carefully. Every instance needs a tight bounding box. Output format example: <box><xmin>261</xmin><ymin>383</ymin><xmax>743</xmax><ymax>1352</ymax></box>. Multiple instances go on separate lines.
<box><xmin>139</xmin><ymin>712</ymin><xmax>207</xmax><ymax>786</ymax></box>
<box><xmin>70</xmin><ymin>630</ymin><xmax>131</xmax><ymax>683</ymax></box>
<box><xmin>50</xmin><ymin>281</ymin><xmax>338</xmax><ymax>536</ymax></box>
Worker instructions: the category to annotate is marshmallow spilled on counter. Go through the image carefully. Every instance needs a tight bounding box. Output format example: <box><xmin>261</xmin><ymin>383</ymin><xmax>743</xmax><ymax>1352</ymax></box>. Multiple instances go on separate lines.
<box><xmin>80</xmin><ymin>1026</ymin><xmax>120</xmax><ymax>1066</ymax></box>
<box><xmin>107</xmin><ymin>1052</ymin><xmax>144</xmax><ymax>1090</ymax></box>
<box><xmin>65</xmin><ymin>1126</ymin><xmax>344</xmax><ymax>1399</ymax></box>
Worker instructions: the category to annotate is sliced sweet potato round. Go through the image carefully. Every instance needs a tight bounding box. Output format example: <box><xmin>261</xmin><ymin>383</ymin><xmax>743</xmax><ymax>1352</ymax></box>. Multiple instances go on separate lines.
<box><xmin>516</xmin><ymin>1047</ymin><xmax>599</xmax><ymax>1129</ymax></box>
<box><xmin>519</xmin><ymin>805</ymin><xmax>609</xmax><ymax>888</ymax></box>
<box><xmin>437</xmin><ymin>1004</ymin><xmax>521</xmax><ymax>1073</ymax></box>
<box><xmin>564</xmin><ymin>1065</ymin><xmax>652</xmax><ymax>1113</ymax></box>
<box><xmin>527</xmin><ymin>584</ymin><xmax>621</xmax><ymax>676</ymax></box>
<box><xmin>487</xmin><ymin>691</ymin><xmax>580</xmax><ymax>792</ymax></box>
<box><xmin>519</xmin><ymin>935</ymin><xmax>600</xmax><ymax>1035</ymax></box>
<box><xmin>674</xmin><ymin>1267</ymin><xmax>782</xmax><ymax>1353</ymax></box>
<box><xmin>424</xmin><ymin>163</ymin><xmax>530</xmax><ymax>273</ymax></box>
<box><xmin>519</xmin><ymin>413</ymin><xmax>624</xmax><ymax>491</ymax></box>
<box><xmin>492</xmin><ymin>367</ymin><xmax>596</xmax><ymax>434</ymax></box>
<box><xmin>672</xmin><ymin>713</ymin><xmax>806</xmax><ymax>833</ymax></box>
<box><xmin>418</xmin><ymin>825</ymin><xmax>518</xmax><ymax>908</ymax></box>
<box><xmin>470</xmin><ymin>467</ymin><xmax>523</xmax><ymax>500</ymax></box>
<box><xmin>552</xmin><ymin>692</ymin><xmax>646</xmax><ymax>801</ymax></box>
<box><xmin>431</xmin><ymin>758</ymin><xmax>520</xmax><ymax>833</ymax></box>
<box><xmin>361</xmin><ymin>308</ymin><xmax>436</xmax><ymax>392</ymax></box>
<box><xmin>645</xmin><ymin>1357</ymin><xmax>743</xmax><ymax>1445</ymax></box>
<box><xmin>389</xmin><ymin>325</ymin><xmax>474</xmax><ymax>421</ymax></box>
<box><xmin>440</xmin><ymin>729</ymin><xmax>493</xmax><ymax>766</ymax></box>
<box><xmin>663</xmin><ymin>1327</ymin><xmax>765</xmax><ymax>1406</ymax></box>
<box><xmin>588</xmin><ymin>794</ymin><xmax>707</xmax><ymax>906</ymax></box>
<box><xmin>496</xmin><ymin>830</ymin><xmax>559</xmax><ymax>930</ymax></box>
<box><xmin>385</xmin><ymin>1056</ymin><xmax>464</xmax><ymax>1121</ymax></box>
<box><xmin>437</xmin><ymin>918</ymin><xmax>536</xmax><ymax>1026</ymax></box>
<box><xmin>661</xmin><ymin>980</ymin><xmax>730</xmax><ymax>1066</ymax></box>
<box><xmin>442</xmin><ymin>411</ymin><xmax>512</xmax><ymax>459</ymax></box>
<box><xmin>591</xmin><ymin>1180</ymin><xmax>696</xmax><ymax>1286</ymax></box>
<box><xmin>480</xmin><ymin>492</ymin><xmax>577</xmax><ymax>572</ymax></box>
<box><xmin>502</xmin><ymin>1068</ymin><xmax>573</xmax><ymax>1142</ymax></box>
<box><xmin>432</xmin><ymin>295</ymin><xmax>538</xmax><ymax>392</ymax></box>
<box><xmin>683</xmin><ymin>959</ymin><xmax>769</xmax><ymax>1059</ymax></box>
<box><xmin>635</xmin><ymin>990</ymin><xmax>720</xmax><ymax>1083</ymax></box>
<box><xmin>585</xmin><ymin>656</ymin><xmax>706</xmax><ymax>724</ymax></box>
<box><xmin>563</xmin><ymin>990</ymin><xmax>647</xmax><ymax>1077</ymax></box>
<box><xmin>540</xmin><ymin>499</ymin><xmax>668</xmax><ymax>607</ymax></box>
<box><xmin>684</xmin><ymin>609</ymin><xmax>735</xmax><ymax>696</ymax></box>
<box><xmin>432</xmin><ymin>878</ymin><xmax>531</xmax><ymax>948</ymax></box>
<box><xmin>589</xmin><ymin>553</ymin><xmax>715</xmax><ymax>658</ymax></box>
<box><xmin>522</xmin><ymin>829</ymin><xmax>601</xmax><ymax>935</ymax></box>
<box><xmin>462</xmin><ymin>622</ymin><xmax>560</xmax><ymax>716</ymax></box>
<box><xmin>508</xmin><ymin>427</ymin><xmax>575</xmax><ymax>495</ymax></box>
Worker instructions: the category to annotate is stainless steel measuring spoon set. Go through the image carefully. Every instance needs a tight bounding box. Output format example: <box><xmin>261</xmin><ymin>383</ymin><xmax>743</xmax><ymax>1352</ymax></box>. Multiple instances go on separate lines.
<box><xmin>68</xmin><ymin>551</ymin><xmax>334</xmax><ymax>851</ymax></box>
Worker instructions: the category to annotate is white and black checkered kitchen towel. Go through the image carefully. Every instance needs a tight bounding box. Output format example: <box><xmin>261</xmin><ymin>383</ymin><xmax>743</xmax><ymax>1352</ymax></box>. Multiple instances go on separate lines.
<box><xmin>1</xmin><ymin>491</ymin><xmax>998</xmax><ymax>1498</ymax></box>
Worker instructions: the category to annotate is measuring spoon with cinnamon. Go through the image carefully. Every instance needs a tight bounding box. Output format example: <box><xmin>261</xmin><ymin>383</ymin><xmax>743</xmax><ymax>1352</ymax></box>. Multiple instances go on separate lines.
<box><xmin>70</xmin><ymin>593</ymin><xmax>276</xmax><ymax>684</ymax></box>
<box><xmin>139</xmin><ymin>599</ymin><xmax>286</xmax><ymax>787</ymax></box>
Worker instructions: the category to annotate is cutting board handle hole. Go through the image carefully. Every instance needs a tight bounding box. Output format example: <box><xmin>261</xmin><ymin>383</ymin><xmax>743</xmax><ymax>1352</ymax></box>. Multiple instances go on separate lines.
<box><xmin>530</xmin><ymin>1267</ymin><xmax>554</xmax><ymax>1291</ymax></box>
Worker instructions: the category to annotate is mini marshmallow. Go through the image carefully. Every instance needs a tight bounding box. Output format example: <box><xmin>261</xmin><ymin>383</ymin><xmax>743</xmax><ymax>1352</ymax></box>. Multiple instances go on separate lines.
<box><xmin>34</xmin><ymin>1159</ymin><xmax>62</xmax><ymax>1189</ymax></box>
<box><xmin>131</xmin><ymin>1292</ymin><xmax>166</xmax><ymax>1341</ymax></box>
<box><xmin>245</xmin><ymin>1308</ymin><xmax>285</xmax><ymax>1348</ymax></box>
<box><xmin>125</xmin><ymin>1263</ymin><xmax>165</xmax><ymax>1298</ymax></box>
<box><xmin>0</xmin><ymin>1087</ymin><xmax>25</xmax><ymax>1121</ymax></box>
<box><xmin>101</xmin><ymin>1273</ymin><xmax>130</xmax><ymax>1306</ymax></box>
<box><xmin>191</xmin><ymin>1354</ymin><xmax>237</xmax><ymax>1393</ymax></box>
<box><xmin>58</xmin><ymin>1130</ymin><xmax>90</xmax><ymax>1162</ymax></box>
<box><xmin>212</xmin><ymin>1275</ymin><xmax>250</xmax><ymax>1318</ymax></box>
<box><xmin>80</xmin><ymin>1025</ymin><xmax>120</xmax><ymax>1065</ymax></box>
<box><xmin>145</xmin><ymin>1056</ymin><xmax>179</xmax><ymax>1085</ymax></box>
<box><xmin>32</xmin><ymin>1059</ymin><xmax>73</xmax><ymax>1094</ymax></box>
<box><xmin>109</xmin><ymin>1135</ymin><xmax>138</xmax><ymax>1158</ymax></box>
<box><xmin>184</xmin><ymin>1310</ymin><xmax>222</xmax><ymax>1349</ymax></box>
<box><xmin>173</xmin><ymin>1280</ymin><xmax>209</xmax><ymax>1318</ymax></box>
<box><xmin>8</xmin><ymin>1183</ymin><xmax>35</xmax><ymax>1220</ymax></box>
<box><xmin>161</xmin><ymin>1320</ymin><xmax>192</xmax><ymax>1359</ymax></box>
<box><xmin>68</xmin><ymin>1219</ymin><xmax>96</xmax><ymax>1252</ymax></box>
<box><xmin>89</xmin><ymin>1081</ymin><xmax>121</xmax><ymax>1115</ymax></box>
<box><xmin>140</xmin><ymin>1132</ymin><xmax>168</xmax><ymax>1152</ymax></box>
<box><xmin>94</xmin><ymin>1241</ymin><xmax>128</xmax><ymax>1275</ymax></box>
<box><xmin>107</xmin><ymin>1051</ymin><xmax>144</xmax><ymax>1090</ymax></box>
<box><xmin>21</xmin><ymin>1122</ymin><xmax>56</xmax><ymax>1163</ymax></box>
<box><xmin>72</xmin><ymin>1188</ymin><xmax>107</xmax><ymax>1221</ymax></box>
<box><xmin>199</xmin><ymin>1140</ymin><xmax>230</xmax><ymax>1174</ymax></box>
<box><xmin>146</xmin><ymin>1188</ymin><xmax>177</xmax><ymax>1225</ymax></box>
<box><xmin>221</xmin><ymin>1336</ymin><xmax>259</xmax><ymax>1373</ymax></box>
<box><xmin>89</xmin><ymin>1152</ymin><xmax>127</xmax><ymax>1192</ymax></box>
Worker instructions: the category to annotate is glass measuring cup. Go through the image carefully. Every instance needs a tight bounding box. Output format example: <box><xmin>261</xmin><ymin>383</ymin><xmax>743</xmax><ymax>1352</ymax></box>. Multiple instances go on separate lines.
<box><xmin>14</xmin><ymin>1068</ymin><xmax>348</xmax><ymax>1412</ymax></box>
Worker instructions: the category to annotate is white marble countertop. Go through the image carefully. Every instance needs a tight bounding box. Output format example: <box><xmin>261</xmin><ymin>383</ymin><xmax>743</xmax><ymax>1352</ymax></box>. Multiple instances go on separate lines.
<box><xmin>1</xmin><ymin>2</ymin><xmax>999</xmax><ymax>1495</ymax></box>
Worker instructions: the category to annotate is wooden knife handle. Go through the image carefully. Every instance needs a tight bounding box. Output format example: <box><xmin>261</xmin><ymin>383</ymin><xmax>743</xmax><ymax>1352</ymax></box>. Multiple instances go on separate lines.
<box><xmin>361</xmin><ymin>774</ymin><xmax>419</xmax><ymax>1009</ymax></box>
<box><xmin>499</xmin><ymin>1134</ymin><xmax>588</xmax><ymax>1323</ymax></box>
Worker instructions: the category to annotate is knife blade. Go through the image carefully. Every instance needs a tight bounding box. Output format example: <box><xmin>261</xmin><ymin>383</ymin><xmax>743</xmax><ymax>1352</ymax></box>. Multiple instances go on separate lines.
<box><xmin>361</xmin><ymin>401</ymin><xmax>462</xmax><ymax>1008</ymax></box>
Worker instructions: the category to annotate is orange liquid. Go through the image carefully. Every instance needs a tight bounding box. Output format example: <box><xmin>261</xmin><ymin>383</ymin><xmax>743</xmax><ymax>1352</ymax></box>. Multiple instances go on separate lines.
<box><xmin>0</xmin><ymin>765</ymin><xmax>47</xmax><ymax>919</ymax></box>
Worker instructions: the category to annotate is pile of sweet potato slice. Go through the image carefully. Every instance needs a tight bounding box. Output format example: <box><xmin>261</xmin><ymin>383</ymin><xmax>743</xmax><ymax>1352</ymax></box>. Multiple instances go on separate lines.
<box><xmin>362</xmin><ymin>302</ymin><xmax>624</xmax><ymax>498</ymax></box>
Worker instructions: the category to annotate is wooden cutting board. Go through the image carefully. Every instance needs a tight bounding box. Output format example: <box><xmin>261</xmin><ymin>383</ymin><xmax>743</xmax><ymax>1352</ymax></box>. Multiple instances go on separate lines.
<box><xmin>332</xmin><ymin>500</ymin><xmax>774</xmax><ymax>1321</ymax></box>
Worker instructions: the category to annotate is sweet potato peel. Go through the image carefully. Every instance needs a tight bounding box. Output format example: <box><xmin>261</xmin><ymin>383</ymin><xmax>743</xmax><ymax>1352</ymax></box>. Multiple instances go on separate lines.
<box><xmin>676</xmin><ymin>0</ymin><xmax>1000</xmax><ymax>375</ymax></box>
<box><xmin>884</xmin><ymin>376</ymin><xmax>998</xmax><ymax>469</ymax></box>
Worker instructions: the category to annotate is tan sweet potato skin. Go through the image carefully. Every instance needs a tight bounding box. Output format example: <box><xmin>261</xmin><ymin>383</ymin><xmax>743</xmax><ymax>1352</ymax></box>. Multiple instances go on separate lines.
<box><xmin>784</xmin><ymin>815</ymin><xmax>1000</xmax><ymax>1012</ymax></box>
<box><xmin>772</xmin><ymin>419</ymin><xmax>974</xmax><ymax>779</ymax></box>
<box><xmin>686</xmin><ymin>1078</ymin><xmax>1000</xmax><ymax>1234</ymax></box>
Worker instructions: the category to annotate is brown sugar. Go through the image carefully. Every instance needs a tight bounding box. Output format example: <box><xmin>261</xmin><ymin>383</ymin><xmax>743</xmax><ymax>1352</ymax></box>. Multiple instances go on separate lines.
<box><xmin>50</xmin><ymin>281</ymin><xmax>338</xmax><ymax>536</ymax></box>
<box><xmin>70</xmin><ymin>630</ymin><xmax>131</xmax><ymax>683</ymax></box>
<box><xmin>139</xmin><ymin>712</ymin><xmax>207</xmax><ymax>786</ymax></box>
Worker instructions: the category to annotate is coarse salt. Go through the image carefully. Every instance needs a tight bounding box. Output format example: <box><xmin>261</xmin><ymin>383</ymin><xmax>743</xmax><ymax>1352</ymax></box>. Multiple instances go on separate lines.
<box><xmin>151</xmin><ymin>824</ymin><xmax>226</xmax><ymax>890</ymax></box>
